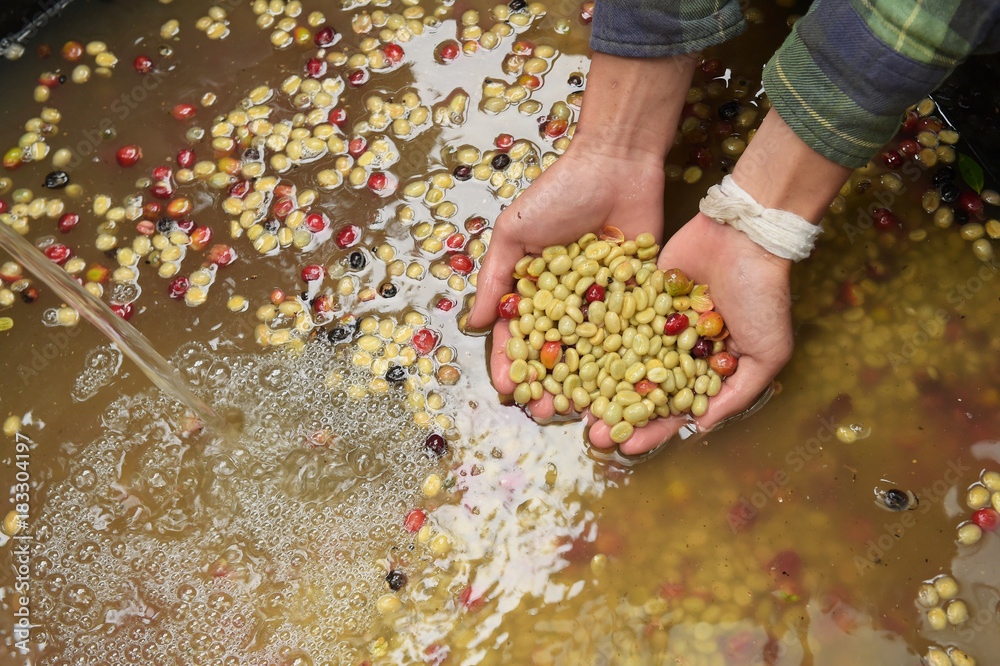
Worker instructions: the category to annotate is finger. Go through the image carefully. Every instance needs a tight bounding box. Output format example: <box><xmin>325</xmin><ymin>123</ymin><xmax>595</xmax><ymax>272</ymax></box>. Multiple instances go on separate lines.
<box><xmin>690</xmin><ymin>355</ymin><xmax>778</xmax><ymax>432</ymax></box>
<box><xmin>488</xmin><ymin>323</ymin><xmax>518</xmax><ymax>394</ymax></box>
<box><xmin>468</xmin><ymin>226</ymin><xmax>521</xmax><ymax>331</ymax></box>
<box><xmin>527</xmin><ymin>392</ymin><xmax>556</xmax><ymax>421</ymax></box>
<box><xmin>588</xmin><ymin>416</ymin><xmax>687</xmax><ymax>455</ymax></box>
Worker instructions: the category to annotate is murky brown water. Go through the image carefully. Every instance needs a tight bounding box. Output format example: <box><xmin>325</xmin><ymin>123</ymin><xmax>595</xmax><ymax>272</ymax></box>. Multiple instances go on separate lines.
<box><xmin>1</xmin><ymin>0</ymin><xmax>999</xmax><ymax>664</ymax></box>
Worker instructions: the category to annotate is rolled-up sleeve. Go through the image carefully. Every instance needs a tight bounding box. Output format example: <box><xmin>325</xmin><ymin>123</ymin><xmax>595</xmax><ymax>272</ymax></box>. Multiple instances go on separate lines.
<box><xmin>591</xmin><ymin>0</ymin><xmax>746</xmax><ymax>58</ymax></box>
<box><xmin>763</xmin><ymin>0</ymin><xmax>1000</xmax><ymax>168</ymax></box>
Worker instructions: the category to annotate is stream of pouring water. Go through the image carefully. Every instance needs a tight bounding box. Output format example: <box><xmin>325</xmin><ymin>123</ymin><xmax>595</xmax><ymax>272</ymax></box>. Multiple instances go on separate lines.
<box><xmin>0</xmin><ymin>222</ymin><xmax>238</xmax><ymax>439</ymax></box>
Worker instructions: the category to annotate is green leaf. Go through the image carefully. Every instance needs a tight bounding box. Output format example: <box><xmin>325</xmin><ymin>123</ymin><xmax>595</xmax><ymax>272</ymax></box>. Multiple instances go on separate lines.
<box><xmin>958</xmin><ymin>153</ymin><xmax>985</xmax><ymax>194</ymax></box>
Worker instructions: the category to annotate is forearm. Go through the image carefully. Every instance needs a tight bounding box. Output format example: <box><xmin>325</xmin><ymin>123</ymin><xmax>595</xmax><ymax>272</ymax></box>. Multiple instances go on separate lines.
<box><xmin>571</xmin><ymin>52</ymin><xmax>698</xmax><ymax>163</ymax></box>
<box><xmin>732</xmin><ymin>108</ymin><xmax>851</xmax><ymax>225</ymax></box>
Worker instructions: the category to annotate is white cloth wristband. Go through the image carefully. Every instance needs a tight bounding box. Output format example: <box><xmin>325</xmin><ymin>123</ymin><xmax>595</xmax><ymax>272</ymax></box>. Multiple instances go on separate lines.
<box><xmin>698</xmin><ymin>175</ymin><xmax>820</xmax><ymax>261</ymax></box>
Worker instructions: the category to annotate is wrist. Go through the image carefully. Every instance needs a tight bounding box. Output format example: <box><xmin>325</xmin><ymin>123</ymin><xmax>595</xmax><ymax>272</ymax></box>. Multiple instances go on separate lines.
<box><xmin>572</xmin><ymin>52</ymin><xmax>698</xmax><ymax>163</ymax></box>
<box><xmin>731</xmin><ymin>108</ymin><xmax>852</xmax><ymax>224</ymax></box>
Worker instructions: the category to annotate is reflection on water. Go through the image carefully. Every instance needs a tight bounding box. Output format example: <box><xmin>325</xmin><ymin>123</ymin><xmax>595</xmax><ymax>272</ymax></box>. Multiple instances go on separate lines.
<box><xmin>0</xmin><ymin>0</ymin><xmax>998</xmax><ymax>664</ymax></box>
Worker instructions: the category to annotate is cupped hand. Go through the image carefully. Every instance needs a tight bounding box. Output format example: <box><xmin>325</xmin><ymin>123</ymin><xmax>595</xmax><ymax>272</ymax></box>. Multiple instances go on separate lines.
<box><xmin>469</xmin><ymin>139</ymin><xmax>666</xmax><ymax>423</ymax></box>
<box><xmin>467</xmin><ymin>139</ymin><xmax>666</xmax><ymax>330</ymax></box>
<box><xmin>588</xmin><ymin>212</ymin><xmax>794</xmax><ymax>455</ymax></box>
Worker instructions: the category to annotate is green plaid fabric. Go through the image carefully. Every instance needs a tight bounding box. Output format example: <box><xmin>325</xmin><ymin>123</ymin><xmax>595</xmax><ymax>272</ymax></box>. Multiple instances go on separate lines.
<box><xmin>764</xmin><ymin>0</ymin><xmax>1000</xmax><ymax>167</ymax></box>
<box><xmin>591</xmin><ymin>0</ymin><xmax>746</xmax><ymax>58</ymax></box>
<box><xmin>591</xmin><ymin>0</ymin><xmax>1000</xmax><ymax>167</ymax></box>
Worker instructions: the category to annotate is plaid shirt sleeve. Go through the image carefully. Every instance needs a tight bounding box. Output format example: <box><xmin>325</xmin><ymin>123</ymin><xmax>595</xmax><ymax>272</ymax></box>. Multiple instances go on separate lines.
<box><xmin>590</xmin><ymin>0</ymin><xmax>746</xmax><ymax>58</ymax></box>
<box><xmin>763</xmin><ymin>0</ymin><xmax>1000</xmax><ymax>168</ymax></box>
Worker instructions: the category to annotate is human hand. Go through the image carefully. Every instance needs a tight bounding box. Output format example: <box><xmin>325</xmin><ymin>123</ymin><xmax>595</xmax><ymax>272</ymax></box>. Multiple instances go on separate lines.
<box><xmin>587</xmin><ymin>212</ymin><xmax>793</xmax><ymax>454</ymax></box>
<box><xmin>471</xmin><ymin>139</ymin><xmax>665</xmax><ymax>421</ymax></box>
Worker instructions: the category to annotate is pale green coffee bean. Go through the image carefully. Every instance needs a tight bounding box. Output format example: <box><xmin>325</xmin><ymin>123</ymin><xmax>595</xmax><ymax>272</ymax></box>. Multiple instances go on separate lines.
<box><xmin>514</xmin><ymin>382</ymin><xmax>531</xmax><ymax>404</ymax></box>
<box><xmin>660</xmin><ymin>372</ymin><xmax>676</xmax><ymax>393</ymax></box>
<box><xmin>527</xmin><ymin>359</ymin><xmax>546</xmax><ymax>379</ymax></box>
<box><xmin>535</xmin><ymin>315</ymin><xmax>553</xmax><ymax>332</ymax></box>
<box><xmin>635</xmin><ymin>307</ymin><xmax>656</xmax><ymax>324</ymax></box>
<box><xmin>585</xmin><ymin>240</ymin><xmax>610</xmax><ymax>260</ymax></box>
<box><xmin>558</xmin><ymin>315</ymin><xmax>576</xmax><ymax>336</ymax></box>
<box><xmin>553</xmin><ymin>393</ymin><xmax>570</xmax><ymax>413</ymax></box>
<box><xmin>578</xmin><ymin>258</ymin><xmax>599</xmax><ymax>276</ymax></box>
<box><xmin>563</xmin><ymin>374</ymin><xmax>581</xmax><ymax>395</ymax></box>
<box><xmin>947</xmin><ymin>600</ymin><xmax>969</xmax><ymax>625</ymax></box>
<box><xmin>671</xmin><ymin>388</ymin><xmax>694</xmax><ymax>412</ymax></box>
<box><xmin>636</xmin><ymin>232</ymin><xmax>655</xmax><ymax>248</ymax></box>
<box><xmin>626</xmin><ymin>325</ymin><xmax>640</xmax><ymax>346</ymax></box>
<box><xmin>621</xmin><ymin>293</ymin><xmax>636</xmax><ymax>320</ymax></box>
<box><xmin>561</xmin><ymin>272</ymin><xmax>581</xmax><ymax>290</ymax></box>
<box><xmin>615</xmin><ymin>390</ymin><xmax>641</xmax><ymax>406</ymax></box>
<box><xmin>590</xmin><ymin>396</ymin><xmax>609</xmax><ymax>419</ymax></box>
<box><xmin>633</xmin><ymin>287</ymin><xmax>648</xmax><ymax>311</ymax></box>
<box><xmin>527</xmin><ymin>257</ymin><xmax>546</xmax><ymax>276</ymax></box>
<box><xmin>518</xmin><ymin>298</ymin><xmax>534</xmax><ymax>316</ymax></box>
<box><xmin>695</xmin><ymin>359</ymin><xmax>708</xmax><ymax>376</ymax></box>
<box><xmin>604</xmin><ymin>311</ymin><xmax>621</xmax><ymax>335</ymax></box>
<box><xmin>529</xmin><ymin>381</ymin><xmax>544</xmax><ymax>401</ymax></box>
<box><xmin>606</xmin><ymin>291</ymin><xmax>623</xmax><ymax>314</ymax></box>
<box><xmin>648</xmin><ymin>335</ymin><xmax>662</xmax><ymax>356</ymax></box>
<box><xmin>588</xmin><ymin>301</ymin><xmax>606</xmax><ymax>325</ymax></box>
<box><xmin>566</xmin><ymin>305</ymin><xmax>584</xmax><ymax>323</ymax></box>
<box><xmin>602</xmin><ymin>402</ymin><xmax>623</xmax><ymax>426</ymax></box>
<box><xmin>604</xmin><ymin>334</ymin><xmax>622</xmax><ymax>353</ymax></box>
<box><xmin>925</xmin><ymin>649</ymin><xmax>949</xmax><ymax>666</ymax></box>
<box><xmin>533</xmin><ymin>289</ymin><xmax>553</xmax><ymax>310</ymax></box>
<box><xmin>652</xmin><ymin>316</ymin><xmax>667</xmax><ymax>335</ymax></box>
<box><xmin>613</xmin><ymin>262</ymin><xmax>633</xmax><ymax>283</ymax></box>
<box><xmin>545</xmin><ymin>329</ymin><xmax>563</xmax><ymax>343</ymax></box>
<box><xmin>949</xmin><ymin>649</ymin><xmax>975</xmax><ymax>666</ymax></box>
<box><xmin>600</xmin><ymin>376</ymin><xmax>618</xmax><ymax>399</ymax></box>
<box><xmin>576</xmin><ymin>322</ymin><xmax>597</xmax><ymax>338</ymax></box>
<box><xmin>610</xmin><ymin>421</ymin><xmax>634</xmax><ymax>443</ymax></box>
<box><xmin>514</xmin><ymin>256</ymin><xmax>533</xmax><ymax>275</ymax></box>
<box><xmin>552</xmin><ymin>362</ymin><xmax>570</xmax><ymax>382</ymax></box>
<box><xmin>537</xmin><ymin>271</ymin><xmax>557</xmax><ymax>291</ymax></box>
<box><xmin>508</xmin><ymin>320</ymin><xmax>522</xmax><ymax>339</ymax></box>
<box><xmin>552</xmin><ymin>284</ymin><xmax>570</xmax><ymax>300</ymax></box>
<box><xmin>633</xmin><ymin>334</ymin><xmax>650</xmax><ymax>356</ymax></box>
<box><xmin>648</xmin><ymin>388</ymin><xmax>668</xmax><ymax>406</ymax></box>
<box><xmin>680</xmin><ymin>353</ymin><xmax>696</xmax><ymax>378</ymax></box>
<box><xmin>528</xmin><ymin>329</ymin><xmax>545</xmax><ymax>350</ymax></box>
<box><xmin>694</xmin><ymin>375</ymin><xmax>710</xmax><ymax>394</ymax></box>
<box><xmin>519</xmin><ymin>313</ymin><xmax>536</xmax><ymax>335</ymax></box>
<box><xmin>691</xmin><ymin>394</ymin><xmax>709</xmax><ymax>417</ymax></box>
<box><xmin>677</xmin><ymin>328</ymin><xmax>698</xmax><ymax>350</ymax></box>
<box><xmin>672</xmin><ymin>367</ymin><xmax>687</xmax><ymax>389</ymax></box>
<box><xmin>548</xmin><ymin>254</ymin><xmax>572</xmax><ymax>275</ymax></box>
<box><xmin>624</xmin><ymin>402</ymin><xmax>649</xmax><ymax>424</ymax></box>
<box><xmin>565</xmin><ymin>348</ymin><xmax>580</xmax><ymax>371</ymax></box>
<box><xmin>647</xmin><ymin>366</ymin><xmax>669</xmax><ymax>383</ymax></box>
<box><xmin>509</xmin><ymin>358</ymin><xmax>529</xmax><ymax>383</ymax></box>
<box><xmin>517</xmin><ymin>277</ymin><xmax>538</xmax><ymax>297</ymax></box>
<box><xmin>577</xmin><ymin>339</ymin><xmax>593</xmax><ymax>355</ymax></box>
<box><xmin>506</xmin><ymin>337</ymin><xmax>528</xmax><ymax>360</ymax></box>
<box><xmin>662</xmin><ymin>350</ymin><xmax>679</xmax><ymax>369</ymax></box>
<box><xmin>571</xmin><ymin>386</ymin><xmax>591</xmax><ymax>410</ymax></box>
<box><xmin>580</xmin><ymin>361</ymin><xmax>599</xmax><ymax>382</ymax></box>
<box><xmin>625</xmin><ymin>362</ymin><xmax>646</xmax><ymax>383</ymax></box>
<box><xmin>656</xmin><ymin>404</ymin><xmax>673</xmax><ymax>418</ymax></box>
<box><xmin>574</xmin><ymin>275</ymin><xmax>595</xmax><ymax>296</ymax></box>
<box><xmin>546</xmin><ymin>299</ymin><xmax>566</xmax><ymax>321</ymax></box>
<box><xmin>542</xmin><ymin>245</ymin><xmax>567</xmax><ymax>261</ymax></box>
<box><xmin>609</xmin><ymin>358</ymin><xmax>626</xmax><ymax>380</ymax></box>
<box><xmin>543</xmin><ymin>376</ymin><xmax>562</xmax><ymax>395</ymax></box>
<box><xmin>708</xmin><ymin>374</ymin><xmax>722</xmax><ymax>396</ymax></box>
